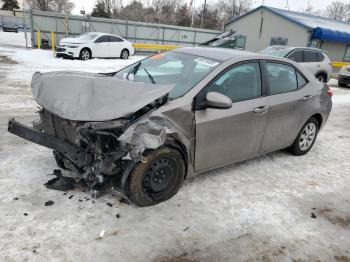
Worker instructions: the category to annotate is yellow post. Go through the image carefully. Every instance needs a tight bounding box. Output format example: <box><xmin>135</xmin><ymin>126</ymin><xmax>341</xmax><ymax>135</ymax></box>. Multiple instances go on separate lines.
<box><xmin>51</xmin><ymin>31</ymin><xmax>55</xmax><ymax>50</ymax></box>
<box><xmin>37</xmin><ymin>30</ymin><xmax>41</xmax><ymax>49</ymax></box>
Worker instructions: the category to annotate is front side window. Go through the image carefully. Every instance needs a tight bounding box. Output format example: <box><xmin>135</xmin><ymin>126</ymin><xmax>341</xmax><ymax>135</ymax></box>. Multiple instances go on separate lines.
<box><xmin>114</xmin><ymin>51</ymin><xmax>222</xmax><ymax>99</ymax></box>
<box><xmin>266</xmin><ymin>62</ymin><xmax>297</xmax><ymax>95</ymax></box>
<box><xmin>303</xmin><ymin>51</ymin><xmax>318</xmax><ymax>62</ymax></box>
<box><xmin>287</xmin><ymin>50</ymin><xmax>302</xmax><ymax>62</ymax></box>
<box><xmin>206</xmin><ymin>62</ymin><xmax>262</xmax><ymax>102</ymax></box>
<box><xmin>95</xmin><ymin>35</ymin><xmax>109</xmax><ymax>43</ymax></box>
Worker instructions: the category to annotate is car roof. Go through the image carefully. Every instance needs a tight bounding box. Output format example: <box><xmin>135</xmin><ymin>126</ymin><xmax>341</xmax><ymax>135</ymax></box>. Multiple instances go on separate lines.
<box><xmin>267</xmin><ymin>45</ymin><xmax>327</xmax><ymax>53</ymax></box>
<box><xmin>87</xmin><ymin>32</ymin><xmax>122</xmax><ymax>37</ymax></box>
<box><xmin>173</xmin><ymin>47</ymin><xmax>261</xmax><ymax>61</ymax></box>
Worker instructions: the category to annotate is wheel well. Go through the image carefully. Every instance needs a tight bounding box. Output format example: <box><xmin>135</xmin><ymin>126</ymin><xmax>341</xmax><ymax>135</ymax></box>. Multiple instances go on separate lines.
<box><xmin>315</xmin><ymin>71</ymin><xmax>327</xmax><ymax>78</ymax></box>
<box><xmin>165</xmin><ymin>139</ymin><xmax>189</xmax><ymax>179</ymax></box>
<box><xmin>311</xmin><ymin>113</ymin><xmax>323</xmax><ymax>128</ymax></box>
<box><xmin>121</xmin><ymin>48</ymin><xmax>129</xmax><ymax>54</ymax></box>
<box><xmin>80</xmin><ymin>47</ymin><xmax>91</xmax><ymax>55</ymax></box>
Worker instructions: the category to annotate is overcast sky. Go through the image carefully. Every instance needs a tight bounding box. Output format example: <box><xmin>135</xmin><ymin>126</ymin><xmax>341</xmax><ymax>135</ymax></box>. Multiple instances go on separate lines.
<box><xmin>72</xmin><ymin>0</ymin><xmax>349</xmax><ymax>15</ymax></box>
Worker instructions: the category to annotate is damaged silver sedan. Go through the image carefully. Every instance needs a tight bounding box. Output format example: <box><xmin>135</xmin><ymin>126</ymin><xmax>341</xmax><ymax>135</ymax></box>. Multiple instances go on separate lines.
<box><xmin>8</xmin><ymin>47</ymin><xmax>332</xmax><ymax>206</ymax></box>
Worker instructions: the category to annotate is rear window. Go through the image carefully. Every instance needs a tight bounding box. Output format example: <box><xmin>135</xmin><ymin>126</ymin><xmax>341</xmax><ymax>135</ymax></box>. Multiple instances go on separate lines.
<box><xmin>109</xmin><ymin>36</ymin><xmax>123</xmax><ymax>42</ymax></box>
<box><xmin>303</xmin><ymin>51</ymin><xmax>318</xmax><ymax>62</ymax></box>
<box><xmin>317</xmin><ymin>52</ymin><xmax>325</xmax><ymax>62</ymax></box>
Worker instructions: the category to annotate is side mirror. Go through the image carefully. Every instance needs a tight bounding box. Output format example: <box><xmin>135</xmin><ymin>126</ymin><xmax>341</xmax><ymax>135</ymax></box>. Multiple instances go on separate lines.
<box><xmin>206</xmin><ymin>92</ymin><xmax>232</xmax><ymax>109</ymax></box>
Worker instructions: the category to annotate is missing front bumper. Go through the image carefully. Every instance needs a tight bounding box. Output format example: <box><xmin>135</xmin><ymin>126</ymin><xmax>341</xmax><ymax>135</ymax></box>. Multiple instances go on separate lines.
<box><xmin>8</xmin><ymin>119</ymin><xmax>87</xmax><ymax>166</ymax></box>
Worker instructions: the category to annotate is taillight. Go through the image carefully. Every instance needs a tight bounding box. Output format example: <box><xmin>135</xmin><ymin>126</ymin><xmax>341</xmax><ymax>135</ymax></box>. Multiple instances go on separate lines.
<box><xmin>327</xmin><ymin>87</ymin><xmax>333</xmax><ymax>97</ymax></box>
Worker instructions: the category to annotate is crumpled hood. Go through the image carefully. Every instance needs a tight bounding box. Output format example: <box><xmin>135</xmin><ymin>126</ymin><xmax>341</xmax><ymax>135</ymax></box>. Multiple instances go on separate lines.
<box><xmin>31</xmin><ymin>71</ymin><xmax>173</xmax><ymax>121</ymax></box>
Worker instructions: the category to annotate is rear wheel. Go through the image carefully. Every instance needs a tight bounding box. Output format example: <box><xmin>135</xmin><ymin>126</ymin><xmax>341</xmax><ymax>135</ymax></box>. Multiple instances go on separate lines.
<box><xmin>120</xmin><ymin>49</ymin><xmax>129</xmax><ymax>59</ymax></box>
<box><xmin>316</xmin><ymin>73</ymin><xmax>327</xmax><ymax>83</ymax></box>
<box><xmin>79</xmin><ymin>48</ymin><xmax>91</xmax><ymax>60</ymax></box>
<box><xmin>289</xmin><ymin>117</ymin><xmax>319</xmax><ymax>156</ymax></box>
<box><xmin>125</xmin><ymin>147</ymin><xmax>185</xmax><ymax>206</ymax></box>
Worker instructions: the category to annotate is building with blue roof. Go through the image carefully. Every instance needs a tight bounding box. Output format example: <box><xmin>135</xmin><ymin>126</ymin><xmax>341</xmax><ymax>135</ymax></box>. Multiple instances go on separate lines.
<box><xmin>224</xmin><ymin>5</ymin><xmax>350</xmax><ymax>64</ymax></box>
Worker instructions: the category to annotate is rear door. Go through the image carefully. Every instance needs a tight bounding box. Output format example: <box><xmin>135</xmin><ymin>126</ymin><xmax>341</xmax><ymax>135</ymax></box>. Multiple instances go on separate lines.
<box><xmin>93</xmin><ymin>35</ymin><xmax>110</xmax><ymax>57</ymax></box>
<box><xmin>109</xmin><ymin>35</ymin><xmax>124</xmax><ymax>57</ymax></box>
<box><xmin>260</xmin><ymin>61</ymin><xmax>308</xmax><ymax>154</ymax></box>
<box><xmin>300</xmin><ymin>50</ymin><xmax>319</xmax><ymax>76</ymax></box>
<box><xmin>195</xmin><ymin>61</ymin><xmax>269</xmax><ymax>171</ymax></box>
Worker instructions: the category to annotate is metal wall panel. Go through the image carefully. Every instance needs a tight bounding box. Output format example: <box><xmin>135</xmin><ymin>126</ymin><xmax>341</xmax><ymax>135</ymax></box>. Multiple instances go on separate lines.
<box><xmin>28</xmin><ymin>10</ymin><xmax>220</xmax><ymax>48</ymax></box>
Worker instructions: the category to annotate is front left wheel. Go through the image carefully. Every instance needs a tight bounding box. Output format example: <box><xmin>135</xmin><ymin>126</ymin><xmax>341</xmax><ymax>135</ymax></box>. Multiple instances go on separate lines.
<box><xmin>125</xmin><ymin>147</ymin><xmax>185</xmax><ymax>206</ymax></box>
<box><xmin>79</xmin><ymin>48</ymin><xmax>91</xmax><ymax>60</ymax></box>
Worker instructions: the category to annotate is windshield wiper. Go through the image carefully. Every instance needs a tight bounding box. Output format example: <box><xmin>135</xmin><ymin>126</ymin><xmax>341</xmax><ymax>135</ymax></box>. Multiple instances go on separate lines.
<box><xmin>126</xmin><ymin>62</ymin><xmax>141</xmax><ymax>80</ymax></box>
<box><xmin>143</xmin><ymin>68</ymin><xmax>156</xmax><ymax>84</ymax></box>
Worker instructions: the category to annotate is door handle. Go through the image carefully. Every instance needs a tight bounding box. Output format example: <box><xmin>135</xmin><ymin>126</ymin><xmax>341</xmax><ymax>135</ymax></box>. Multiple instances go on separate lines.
<box><xmin>253</xmin><ymin>106</ymin><xmax>269</xmax><ymax>114</ymax></box>
<box><xmin>302</xmin><ymin>95</ymin><xmax>313</xmax><ymax>101</ymax></box>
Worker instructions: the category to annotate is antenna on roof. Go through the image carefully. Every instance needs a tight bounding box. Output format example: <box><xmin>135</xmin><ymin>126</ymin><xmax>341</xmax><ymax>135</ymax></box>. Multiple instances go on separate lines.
<box><xmin>286</xmin><ymin>0</ymin><xmax>289</xmax><ymax>10</ymax></box>
<box><xmin>262</xmin><ymin>0</ymin><xmax>265</xmax><ymax>5</ymax></box>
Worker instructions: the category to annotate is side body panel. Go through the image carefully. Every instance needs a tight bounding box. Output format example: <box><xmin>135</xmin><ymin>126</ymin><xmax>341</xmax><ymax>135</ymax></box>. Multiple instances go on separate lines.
<box><xmin>195</xmin><ymin>97</ymin><xmax>268</xmax><ymax>171</ymax></box>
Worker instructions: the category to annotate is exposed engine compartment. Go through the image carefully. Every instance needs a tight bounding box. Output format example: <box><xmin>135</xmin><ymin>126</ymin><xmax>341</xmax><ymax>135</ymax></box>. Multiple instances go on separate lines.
<box><xmin>16</xmin><ymin>94</ymin><xmax>170</xmax><ymax>193</ymax></box>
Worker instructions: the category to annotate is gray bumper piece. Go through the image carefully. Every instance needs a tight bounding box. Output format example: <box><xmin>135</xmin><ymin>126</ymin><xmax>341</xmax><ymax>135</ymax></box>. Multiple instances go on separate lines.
<box><xmin>8</xmin><ymin>119</ymin><xmax>87</xmax><ymax>167</ymax></box>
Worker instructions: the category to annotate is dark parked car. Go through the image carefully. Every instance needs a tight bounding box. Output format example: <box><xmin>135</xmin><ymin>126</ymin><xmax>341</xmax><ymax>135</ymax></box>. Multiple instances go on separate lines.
<box><xmin>2</xmin><ymin>22</ymin><xmax>18</xmax><ymax>33</ymax></box>
<box><xmin>8</xmin><ymin>47</ymin><xmax>332</xmax><ymax>206</ymax></box>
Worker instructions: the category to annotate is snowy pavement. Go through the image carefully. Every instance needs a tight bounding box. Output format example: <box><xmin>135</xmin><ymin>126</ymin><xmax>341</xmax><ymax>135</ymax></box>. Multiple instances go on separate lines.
<box><xmin>0</xmin><ymin>33</ymin><xmax>350</xmax><ymax>262</ymax></box>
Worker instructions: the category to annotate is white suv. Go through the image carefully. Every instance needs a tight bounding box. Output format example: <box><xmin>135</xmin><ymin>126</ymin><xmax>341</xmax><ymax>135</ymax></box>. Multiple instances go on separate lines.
<box><xmin>56</xmin><ymin>32</ymin><xmax>135</xmax><ymax>60</ymax></box>
<box><xmin>260</xmin><ymin>46</ymin><xmax>332</xmax><ymax>82</ymax></box>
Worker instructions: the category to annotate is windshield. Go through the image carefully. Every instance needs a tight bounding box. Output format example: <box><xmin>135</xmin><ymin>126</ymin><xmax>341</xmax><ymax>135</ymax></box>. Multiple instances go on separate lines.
<box><xmin>259</xmin><ymin>47</ymin><xmax>291</xmax><ymax>57</ymax></box>
<box><xmin>114</xmin><ymin>51</ymin><xmax>222</xmax><ymax>99</ymax></box>
<box><xmin>78</xmin><ymin>32</ymin><xmax>99</xmax><ymax>40</ymax></box>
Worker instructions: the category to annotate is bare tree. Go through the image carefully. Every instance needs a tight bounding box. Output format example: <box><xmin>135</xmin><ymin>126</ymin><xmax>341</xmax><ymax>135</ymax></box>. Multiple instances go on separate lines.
<box><xmin>27</xmin><ymin>0</ymin><xmax>74</xmax><ymax>14</ymax></box>
<box><xmin>216</xmin><ymin>0</ymin><xmax>251</xmax><ymax>24</ymax></box>
<box><xmin>324</xmin><ymin>1</ymin><xmax>350</xmax><ymax>22</ymax></box>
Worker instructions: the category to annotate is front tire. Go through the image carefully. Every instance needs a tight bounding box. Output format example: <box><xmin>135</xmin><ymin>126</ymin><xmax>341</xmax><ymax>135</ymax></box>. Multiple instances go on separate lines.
<box><xmin>289</xmin><ymin>117</ymin><xmax>319</xmax><ymax>156</ymax></box>
<box><xmin>125</xmin><ymin>147</ymin><xmax>185</xmax><ymax>206</ymax></box>
<box><xmin>120</xmin><ymin>49</ymin><xmax>129</xmax><ymax>59</ymax></box>
<box><xmin>79</xmin><ymin>48</ymin><xmax>91</xmax><ymax>60</ymax></box>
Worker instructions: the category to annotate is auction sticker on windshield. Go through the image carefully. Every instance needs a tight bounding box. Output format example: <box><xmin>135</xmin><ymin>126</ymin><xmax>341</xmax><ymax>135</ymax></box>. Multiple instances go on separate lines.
<box><xmin>194</xmin><ymin>57</ymin><xmax>219</xmax><ymax>67</ymax></box>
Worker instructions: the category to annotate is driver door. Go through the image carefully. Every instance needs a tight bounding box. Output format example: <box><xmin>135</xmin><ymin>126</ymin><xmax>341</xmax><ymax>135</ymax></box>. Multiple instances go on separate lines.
<box><xmin>194</xmin><ymin>61</ymin><xmax>269</xmax><ymax>172</ymax></box>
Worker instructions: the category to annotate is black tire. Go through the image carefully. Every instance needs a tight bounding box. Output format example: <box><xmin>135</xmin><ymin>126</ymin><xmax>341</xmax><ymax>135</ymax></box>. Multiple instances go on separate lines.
<box><xmin>338</xmin><ymin>81</ymin><xmax>347</xmax><ymax>87</ymax></box>
<box><xmin>125</xmin><ymin>147</ymin><xmax>185</xmax><ymax>206</ymax></box>
<box><xmin>289</xmin><ymin>117</ymin><xmax>319</xmax><ymax>156</ymax></box>
<box><xmin>316</xmin><ymin>73</ymin><xmax>327</xmax><ymax>83</ymax></box>
<box><xmin>120</xmin><ymin>49</ymin><xmax>129</xmax><ymax>59</ymax></box>
<box><xmin>79</xmin><ymin>48</ymin><xmax>91</xmax><ymax>60</ymax></box>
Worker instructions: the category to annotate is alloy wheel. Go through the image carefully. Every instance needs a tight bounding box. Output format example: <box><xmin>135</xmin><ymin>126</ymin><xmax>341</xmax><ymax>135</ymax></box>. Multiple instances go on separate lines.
<box><xmin>299</xmin><ymin>122</ymin><xmax>317</xmax><ymax>151</ymax></box>
<box><xmin>81</xmin><ymin>50</ymin><xmax>90</xmax><ymax>60</ymax></box>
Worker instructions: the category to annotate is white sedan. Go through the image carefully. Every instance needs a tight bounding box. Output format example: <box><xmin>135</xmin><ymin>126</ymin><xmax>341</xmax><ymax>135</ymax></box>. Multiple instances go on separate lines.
<box><xmin>56</xmin><ymin>32</ymin><xmax>135</xmax><ymax>60</ymax></box>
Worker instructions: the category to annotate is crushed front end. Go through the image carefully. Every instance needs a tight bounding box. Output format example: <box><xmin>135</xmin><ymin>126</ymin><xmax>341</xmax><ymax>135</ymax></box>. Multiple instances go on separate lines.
<box><xmin>7</xmin><ymin>70</ymin><xmax>176</xmax><ymax>197</ymax></box>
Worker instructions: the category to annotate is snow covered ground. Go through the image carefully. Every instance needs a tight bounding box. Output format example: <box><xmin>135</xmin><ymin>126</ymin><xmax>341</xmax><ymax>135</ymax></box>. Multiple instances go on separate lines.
<box><xmin>0</xmin><ymin>35</ymin><xmax>350</xmax><ymax>262</ymax></box>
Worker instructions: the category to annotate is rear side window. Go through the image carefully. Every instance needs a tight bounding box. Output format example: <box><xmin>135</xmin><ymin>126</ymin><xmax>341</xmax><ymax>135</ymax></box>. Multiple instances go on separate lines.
<box><xmin>266</xmin><ymin>62</ymin><xmax>297</xmax><ymax>95</ymax></box>
<box><xmin>207</xmin><ymin>62</ymin><xmax>262</xmax><ymax>102</ymax></box>
<box><xmin>317</xmin><ymin>52</ymin><xmax>325</xmax><ymax>62</ymax></box>
<box><xmin>287</xmin><ymin>50</ymin><xmax>302</xmax><ymax>62</ymax></box>
<box><xmin>95</xmin><ymin>35</ymin><xmax>109</xmax><ymax>43</ymax></box>
<box><xmin>303</xmin><ymin>51</ymin><xmax>318</xmax><ymax>62</ymax></box>
<box><xmin>109</xmin><ymin>36</ymin><xmax>124</xmax><ymax>42</ymax></box>
<box><xmin>297</xmin><ymin>72</ymin><xmax>307</xmax><ymax>88</ymax></box>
